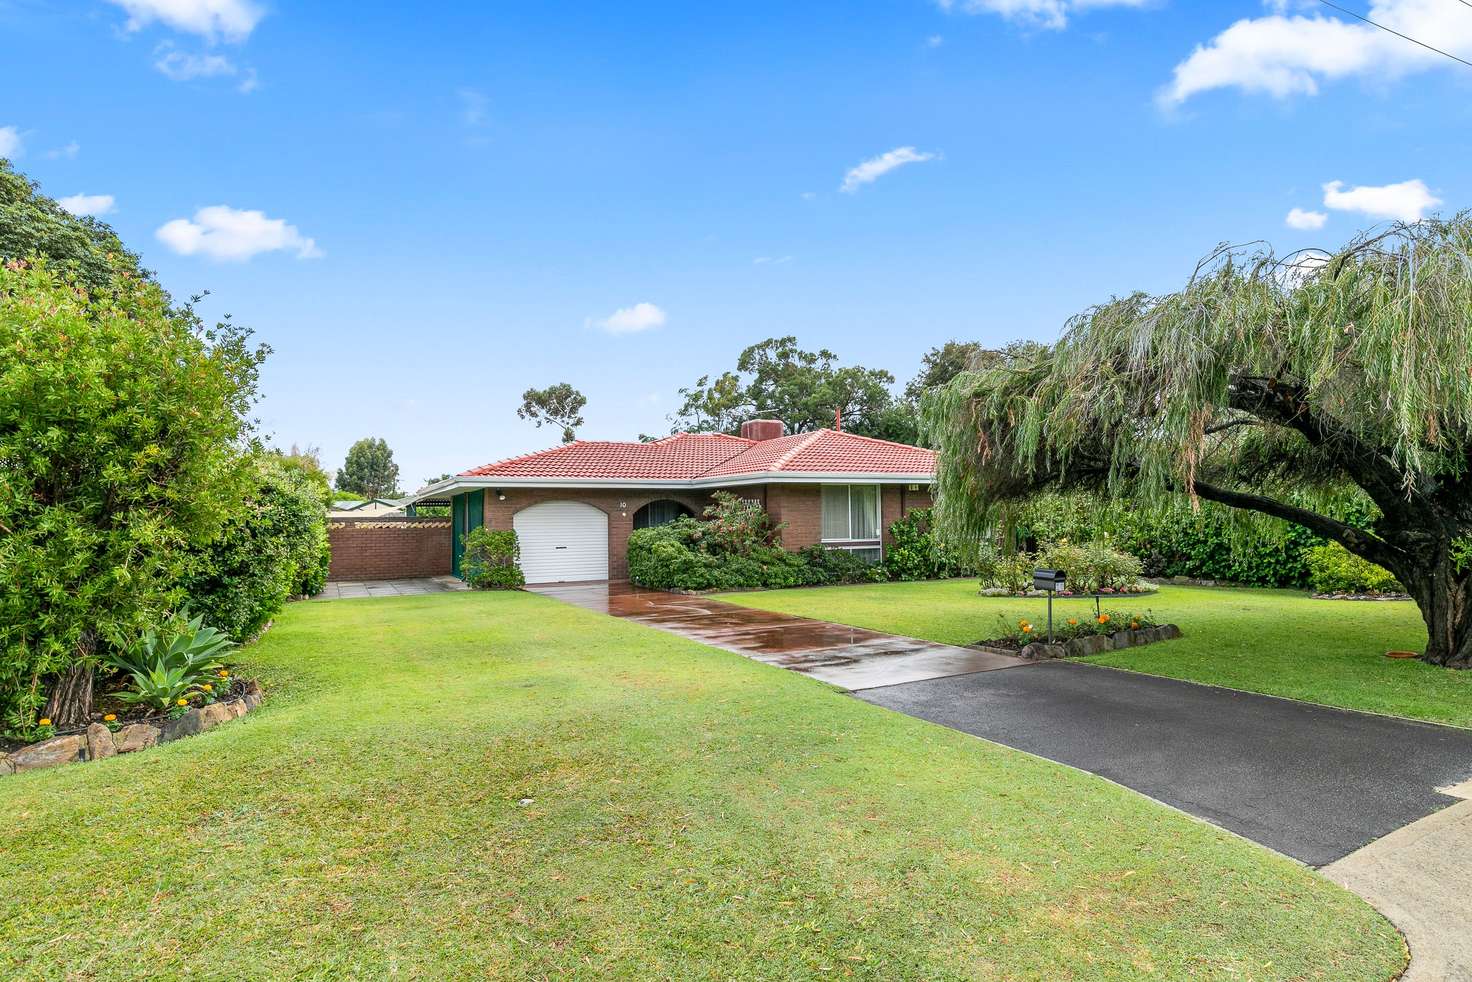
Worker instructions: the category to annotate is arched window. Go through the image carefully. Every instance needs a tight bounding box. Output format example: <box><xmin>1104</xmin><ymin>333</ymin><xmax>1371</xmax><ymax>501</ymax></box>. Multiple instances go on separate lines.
<box><xmin>633</xmin><ymin>499</ymin><xmax>693</xmax><ymax>529</ymax></box>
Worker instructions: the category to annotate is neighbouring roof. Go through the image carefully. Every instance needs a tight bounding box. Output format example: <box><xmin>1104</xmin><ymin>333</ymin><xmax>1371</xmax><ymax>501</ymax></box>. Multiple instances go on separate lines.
<box><xmin>454</xmin><ymin>429</ymin><xmax>935</xmax><ymax>484</ymax></box>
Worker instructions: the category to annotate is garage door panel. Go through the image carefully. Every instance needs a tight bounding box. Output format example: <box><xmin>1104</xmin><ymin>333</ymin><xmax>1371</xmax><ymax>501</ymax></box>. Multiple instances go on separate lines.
<box><xmin>513</xmin><ymin>501</ymin><xmax>609</xmax><ymax>584</ymax></box>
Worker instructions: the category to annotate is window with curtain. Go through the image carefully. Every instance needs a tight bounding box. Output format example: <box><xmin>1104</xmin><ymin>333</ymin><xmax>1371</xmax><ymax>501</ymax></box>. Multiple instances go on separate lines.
<box><xmin>633</xmin><ymin>499</ymin><xmax>692</xmax><ymax>529</ymax></box>
<box><xmin>821</xmin><ymin>484</ymin><xmax>881</xmax><ymax>541</ymax></box>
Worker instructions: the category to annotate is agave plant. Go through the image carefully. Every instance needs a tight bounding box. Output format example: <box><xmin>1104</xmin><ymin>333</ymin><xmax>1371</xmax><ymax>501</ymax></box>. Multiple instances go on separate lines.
<box><xmin>103</xmin><ymin>614</ymin><xmax>235</xmax><ymax>711</ymax></box>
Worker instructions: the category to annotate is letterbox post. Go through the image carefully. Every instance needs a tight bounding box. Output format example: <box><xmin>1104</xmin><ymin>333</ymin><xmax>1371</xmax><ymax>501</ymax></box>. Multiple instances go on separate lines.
<box><xmin>1032</xmin><ymin>568</ymin><xmax>1066</xmax><ymax>642</ymax></box>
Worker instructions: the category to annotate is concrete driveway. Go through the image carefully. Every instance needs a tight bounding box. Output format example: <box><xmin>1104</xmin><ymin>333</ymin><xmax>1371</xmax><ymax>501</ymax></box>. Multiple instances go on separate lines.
<box><xmin>861</xmin><ymin>660</ymin><xmax>1472</xmax><ymax>867</ymax></box>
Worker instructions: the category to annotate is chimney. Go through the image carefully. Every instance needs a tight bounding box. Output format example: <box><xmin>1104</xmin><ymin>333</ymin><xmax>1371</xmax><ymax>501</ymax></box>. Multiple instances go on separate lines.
<box><xmin>740</xmin><ymin>419</ymin><xmax>786</xmax><ymax>441</ymax></box>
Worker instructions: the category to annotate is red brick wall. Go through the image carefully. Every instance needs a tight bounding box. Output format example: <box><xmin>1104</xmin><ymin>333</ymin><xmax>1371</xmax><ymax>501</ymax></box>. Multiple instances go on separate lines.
<box><xmin>481</xmin><ymin>488</ymin><xmax>714</xmax><ymax>580</ymax></box>
<box><xmin>327</xmin><ymin>519</ymin><xmax>452</xmax><ymax>580</ymax></box>
<box><xmin>769</xmin><ymin>483</ymin><xmax>932</xmax><ymax>551</ymax></box>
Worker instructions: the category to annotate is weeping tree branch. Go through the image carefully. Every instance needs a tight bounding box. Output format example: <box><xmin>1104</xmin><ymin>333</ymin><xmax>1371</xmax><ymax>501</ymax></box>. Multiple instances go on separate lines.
<box><xmin>1188</xmin><ymin>479</ymin><xmax>1403</xmax><ymax>570</ymax></box>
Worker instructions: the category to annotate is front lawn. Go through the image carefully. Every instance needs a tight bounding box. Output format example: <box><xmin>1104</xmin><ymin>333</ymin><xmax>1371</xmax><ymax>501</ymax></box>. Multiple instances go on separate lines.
<box><xmin>0</xmin><ymin>591</ymin><xmax>1403</xmax><ymax>980</ymax></box>
<box><xmin>720</xmin><ymin>580</ymin><xmax>1472</xmax><ymax>727</ymax></box>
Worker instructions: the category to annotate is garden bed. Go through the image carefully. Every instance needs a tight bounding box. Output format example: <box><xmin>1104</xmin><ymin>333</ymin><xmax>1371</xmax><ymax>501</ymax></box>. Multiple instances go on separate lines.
<box><xmin>980</xmin><ymin>583</ymin><xmax>1157</xmax><ymax>599</ymax></box>
<box><xmin>983</xmin><ymin>624</ymin><xmax>1183</xmax><ymax>659</ymax></box>
<box><xmin>0</xmin><ymin>678</ymin><xmax>263</xmax><ymax>777</ymax></box>
<box><xmin>1310</xmin><ymin>591</ymin><xmax>1412</xmax><ymax>601</ymax></box>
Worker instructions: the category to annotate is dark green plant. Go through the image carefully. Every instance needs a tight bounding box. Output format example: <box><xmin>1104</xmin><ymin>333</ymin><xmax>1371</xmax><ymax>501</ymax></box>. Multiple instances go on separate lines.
<box><xmin>700</xmin><ymin>491</ymin><xmax>783</xmax><ymax>556</ymax></box>
<box><xmin>883</xmin><ymin>508</ymin><xmax>972</xmax><ymax>581</ymax></box>
<box><xmin>462</xmin><ymin>527</ymin><xmax>526</xmax><ymax>589</ymax></box>
<box><xmin>179</xmin><ymin>457</ymin><xmax>331</xmax><ymax>642</ymax></box>
<box><xmin>336</xmin><ymin>437</ymin><xmax>400</xmax><ymax>498</ymax></box>
<box><xmin>0</xmin><ymin>159</ymin><xmax>147</xmax><ymax>294</ymax></box>
<box><xmin>0</xmin><ymin>260</ymin><xmax>264</xmax><ymax>734</ymax></box>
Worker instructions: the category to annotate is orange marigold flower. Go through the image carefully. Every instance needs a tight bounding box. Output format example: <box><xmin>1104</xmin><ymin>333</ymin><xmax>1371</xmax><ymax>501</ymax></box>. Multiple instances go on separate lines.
<box><xmin>103</xmin><ymin>713</ymin><xmax>117</xmax><ymax>722</ymax></box>
<box><xmin>38</xmin><ymin>717</ymin><xmax>51</xmax><ymax>727</ymax></box>
<box><xmin>1098</xmin><ymin>614</ymin><xmax>1111</xmax><ymax>624</ymax></box>
<box><xmin>1021</xmin><ymin>623</ymin><xmax>1033</xmax><ymax>633</ymax></box>
<box><xmin>1067</xmin><ymin>618</ymin><xmax>1078</xmax><ymax>626</ymax></box>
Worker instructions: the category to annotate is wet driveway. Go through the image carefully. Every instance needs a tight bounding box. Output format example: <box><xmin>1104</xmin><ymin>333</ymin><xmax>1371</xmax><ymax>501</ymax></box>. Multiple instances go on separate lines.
<box><xmin>526</xmin><ymin>581</ymin><xmax>1029</xmax><ymax>689</ymax></box>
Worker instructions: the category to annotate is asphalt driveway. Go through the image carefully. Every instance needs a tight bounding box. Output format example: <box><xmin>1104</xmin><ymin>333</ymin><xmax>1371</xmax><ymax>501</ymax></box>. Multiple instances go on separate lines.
<box><xmin>861</xmin><ymin>660</ymin><xmax>1472</xmax><ymax>866</ymax></box>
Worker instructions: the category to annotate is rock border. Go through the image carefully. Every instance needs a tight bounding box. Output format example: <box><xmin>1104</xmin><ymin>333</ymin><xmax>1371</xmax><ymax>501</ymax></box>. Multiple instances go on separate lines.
<box><xmin>0</xmin><ymin>680</ymin><xmax>263</xmax><ymax>778</ymax></box>
<box><xmin>1019</xmin><ymin>624</ymin><xmax>1183</xmax><ymax>660</ymax></box>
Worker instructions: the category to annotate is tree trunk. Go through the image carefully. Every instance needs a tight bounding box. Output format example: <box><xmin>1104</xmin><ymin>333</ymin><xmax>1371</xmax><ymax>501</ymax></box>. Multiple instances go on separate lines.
<box><xmin>1402</xmin><ymin>562</ymin><xmax>1472</xmax><ymax>669</ymax></box>
<box><xmin>42</xmin><ymin>631</ymin><xmax>97</xmax><ymax>727</ymax></box>
<box><xmin>43</xmin><ymin>663</ymin><xmax>94</xmax><ymax>727</ymax></box>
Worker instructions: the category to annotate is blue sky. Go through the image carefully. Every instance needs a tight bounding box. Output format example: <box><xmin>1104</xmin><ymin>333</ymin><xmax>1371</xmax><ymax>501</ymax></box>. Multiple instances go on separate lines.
<box><xmin>3</xmin><ymin>0</ymin><xmax>1470</xmax><ymax>487</ymax></box>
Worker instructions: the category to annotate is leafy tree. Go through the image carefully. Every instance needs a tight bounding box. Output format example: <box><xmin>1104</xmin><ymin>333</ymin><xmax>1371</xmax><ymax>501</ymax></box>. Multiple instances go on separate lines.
<box><xmin>0</xmin><ymin>261</ymin><xmax>265</xmax><ymax>731</ymax></box>
<box><xmin>669</xmin><ymin>337</ymin><xmax>898</xmax><ymax>438</ymax></box>
<box><xmin>518</xmin><ymin>383</ymin><xmax>586</xmax><ymax>443</ymax></box>
<box><xmin>336</xmin><ymin>437</ymin><xmax>400</xmax><ymax>497</ymax></box>
<box><xmin>276</xmin><ymin>443</ymin><xmax>331</xmax><ymax>501</ymax></box>
<box><xmin>904</xmin><ymin>341</ymin><xmax>991</xmax><ymax>403</ymax></box>
<box><xmin>927</xmin><ymin>219</ymin><xmax>1472</xmax><ymax>668</ymax></box>
<box><xmin>0</xmin><ymin>159</ymin><xmax>147</xmax><ymax>293</ymax></box>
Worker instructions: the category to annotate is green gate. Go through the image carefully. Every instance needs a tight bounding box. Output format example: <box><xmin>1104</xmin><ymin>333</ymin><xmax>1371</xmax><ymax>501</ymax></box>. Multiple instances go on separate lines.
<box><xmin>451</xmin><ymin>489</ymin><xmax>485</xmax><ymax>578</ymax></box>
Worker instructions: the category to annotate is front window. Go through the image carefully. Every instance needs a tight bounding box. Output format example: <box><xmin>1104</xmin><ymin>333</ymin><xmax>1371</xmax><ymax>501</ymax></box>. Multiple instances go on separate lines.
<box><xmin>821</xmin><ymin>484</ymin><xmax>881</xmax><ymax>542</ymax></box>
<box><xmin>633</xmin><ymin>499</ymin><xmax>693</xmax><ymax>530</ymax></box>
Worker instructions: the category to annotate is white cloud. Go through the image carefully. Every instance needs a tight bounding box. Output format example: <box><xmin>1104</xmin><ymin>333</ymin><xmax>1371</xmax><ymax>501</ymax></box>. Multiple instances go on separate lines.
<box><xmin>1161</xmin><ymin>2</ymin><xmax>1472</xmax><ymax>106</ymax></box>
<box><xmin>590</xmin><ymin>302</ymin><xmax>667</xmax><ymax>335</ymax></box>
<box><xmin>926</xmin><ymin>34</ymin><xmax>945</xmax><ymax>47</ymax></box>
<box><xmin>107</xmin><ymin>0</ymin><xmax>264</xmax><ymax>42</ymax></box>
<box><xmin>839</xmin><ymin>146</ymin><xmax>938</xmax><ymax>193</ymax></box>
<box><xmin>154</xmin><ymin>48</ymin><xmax>237</xmax><ymax>80</ymax></box>
<box><xmin>0</xmin><ymin>126</ymin><xmax>22</xmax><ymax>159</ymax></box>
<box><xmin>1322</xmin><ymin>179</ymin><xmax>1441</xmax><ymax>222</ymax></box>
<box><xmin>45</xmin><ymin>141</ymin><xmax>81</xmax><ymax>160</ymax></box>
<box><xmin>58</xmin><ymin>194</ymin><xmax>116</xmax><ymax>218</ymax></box>
<box><xmin>156</xmin><ymin>206</ymin><xmax>323</xmax><ymax>261</ymax></box>
<box><xmin>237</xmin><ymin>68</ymin><xmax>259</xmax><ymax>93</ymax></box>
<box><xmin>1285</xmin><ymin>207</ymin><xmax>1327</xmax><ymax>230</ymax></box>
<box><xmin>753</xmin><ymin>256</ymin><xmax>794</xmax><ymax>265</ymax></box>
<box><xmin>936</xmin><ymin>0</ymin><xmax>1148</xmax><ymax>31</ymax></box>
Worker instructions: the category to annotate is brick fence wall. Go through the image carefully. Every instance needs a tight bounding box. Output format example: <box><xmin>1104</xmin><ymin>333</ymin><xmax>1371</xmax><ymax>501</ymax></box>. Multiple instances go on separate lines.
<box><xmin>327</xmin><ymin>518</ymin><xmax>452</xmax><ymax>580</ymax></box>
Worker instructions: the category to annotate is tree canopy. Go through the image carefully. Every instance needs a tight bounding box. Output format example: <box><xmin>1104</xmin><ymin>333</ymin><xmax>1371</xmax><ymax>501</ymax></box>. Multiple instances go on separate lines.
<box><xmin>0</xmin><ymin>159</ymin><xmax>146</xmax><ymax>294</ymax></box>
<box><xmin>669</xmin><ymin>336</ymin><xmax>898</xmax><ymax>438</ymax></box>
<box><xmin>518</xmin><ymin>383</ymin><xmax>586</xmax><ymax>443</ymax></box>
<box><xmin>336</xmin><ymin>438</ymin><xmax>401</xmax><ymax>498</ymax></box>
<box><xmin>926</xmin><ymin>218</ymin><xmax>1472</xmax><ymax>667</ymax></box>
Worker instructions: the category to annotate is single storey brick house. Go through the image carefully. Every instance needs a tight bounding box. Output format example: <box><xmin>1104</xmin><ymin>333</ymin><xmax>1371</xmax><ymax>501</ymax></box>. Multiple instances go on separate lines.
<box><xmin>405</xmin><ymin>420</ymin><xmax>936</xmax><ymax>584</ymax></box>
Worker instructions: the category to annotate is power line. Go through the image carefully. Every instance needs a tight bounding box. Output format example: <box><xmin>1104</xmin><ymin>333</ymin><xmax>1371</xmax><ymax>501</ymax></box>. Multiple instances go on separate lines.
<box><xmin>1315</xmin><ymin>0</ymin><xmax>1472</xmax><ymax>69</ymax></box>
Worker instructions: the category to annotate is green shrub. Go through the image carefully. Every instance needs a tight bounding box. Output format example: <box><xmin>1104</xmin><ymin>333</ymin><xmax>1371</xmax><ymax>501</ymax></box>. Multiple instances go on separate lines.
<box><xmin>0</xmin><ymin>259</ymin><xmax>264</xmax><ymax>733</ymax></box>
<box><xmin>179</xmin><ymin>458</ymin><xmax>331</xmax><ymax>642</ymax></box>
<box><xmin>1304</xmin><ymin>543</ymin><xmax>1403</xmax><ymax>595</ymax></box>
<box><xmin>798</xmin><ymin>545</ymin><xmax>887</xmax><ymax>585</ymax></box>
<box><xmin>701</xmin><ymin>491</ymin><xmax>783</xmax><ymax>555</ymax></box>
<box><xmin>979</xmin><ymin>550</ymin><xmax>1036</xmax><ymax>594</ymax></box>
<box><xmin>462</xmin><ymin>527</ymin><xmax>526</xmax><ymax>589</ymax></box>
<box><xmin>883</xmin><ymin>508</ymin><xmax>971</xmax><ymax>581</ymax></box>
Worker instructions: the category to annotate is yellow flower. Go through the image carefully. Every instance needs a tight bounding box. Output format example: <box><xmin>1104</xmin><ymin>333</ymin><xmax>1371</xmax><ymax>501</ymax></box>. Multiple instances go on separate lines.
<box><xmin>1130</xmin><ymin>620</ymin><xmax>1140</xmax><ymax>629</ymax></box>
<box><xmin>202</xmin><ymin>684</ymin><xmax>213</xmax><ymax>692</ymax></box>
<box><xmin>218</xmin><ymin>670</ymin><xmax>229</xmax><ymax>678</ymax></box>
<box><xmin>176</xmin><ymin>698</ymin><xmax>188</xmax><ymax>706</ymax></box>
<box><xmin>103</xmin><ymin>713</ymin><xmax>117</xmax><ymax>722</ymax></box>
<box><xmin>38</xmin><ymin>717</ymin><xmax>51</xmax><ymax>727</ymax></box>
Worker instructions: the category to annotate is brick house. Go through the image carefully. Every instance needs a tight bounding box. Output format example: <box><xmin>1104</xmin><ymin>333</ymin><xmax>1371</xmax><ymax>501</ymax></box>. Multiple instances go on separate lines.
<box><xmin>401</xmin><ymin>420</ymin><xmax>936</xmax><ymax>584</ymax></box>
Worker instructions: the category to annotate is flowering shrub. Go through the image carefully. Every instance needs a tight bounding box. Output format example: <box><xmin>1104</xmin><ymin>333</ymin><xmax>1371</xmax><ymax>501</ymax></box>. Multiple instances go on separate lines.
<box><xmin>979</xmin><ymin>540</ymin><xmax>1147</xmax><ymax>595</ymax></box>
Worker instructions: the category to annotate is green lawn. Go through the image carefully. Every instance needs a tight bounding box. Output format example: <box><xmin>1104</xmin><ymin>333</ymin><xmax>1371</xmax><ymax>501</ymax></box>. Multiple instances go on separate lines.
<box><xmin>1</xmin><ymin>592</ymin><xmax>1403</xmax><ymax>980</ymax></box>
<box><xmin>720</xmin><ymin>580</ymin><xmax>1472</xmax><ymax>727</ymax></box>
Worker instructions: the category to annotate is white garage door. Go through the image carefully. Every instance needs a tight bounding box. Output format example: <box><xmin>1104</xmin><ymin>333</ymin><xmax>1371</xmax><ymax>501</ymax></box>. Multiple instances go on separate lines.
<box><xmin>513</xmin><ymin>501</ymin><xmax>609</xmax><ymax>584</ymax></box>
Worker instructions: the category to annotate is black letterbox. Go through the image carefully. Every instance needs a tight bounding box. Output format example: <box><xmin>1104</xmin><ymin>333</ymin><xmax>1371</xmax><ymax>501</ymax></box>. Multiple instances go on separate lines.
<box><xmin>1033</xmin><ymin>568</ymin><xmax>1066</xmax><ymax>593</ymax></box>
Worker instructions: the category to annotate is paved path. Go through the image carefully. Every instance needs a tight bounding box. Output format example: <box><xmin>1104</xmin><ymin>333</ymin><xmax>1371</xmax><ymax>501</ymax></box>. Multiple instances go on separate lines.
<box><xmin>316</xmin><ymin>577</ymin><xmax>468</xmax><ymax>600</ymax></box>
<box><xmin>1324</xmin><ymin>789</ymin><xmax>1472</xmax><ymax>982</ymax></box>
<box><xmin>861</xmin><ymin>661</ymin><xmax>1472</xmax><ymax>867</ymax></box>
<box><xmin>526</xmin><ymin>581</ymin><xmax>1029</xmax><ymax>689</ymax></box>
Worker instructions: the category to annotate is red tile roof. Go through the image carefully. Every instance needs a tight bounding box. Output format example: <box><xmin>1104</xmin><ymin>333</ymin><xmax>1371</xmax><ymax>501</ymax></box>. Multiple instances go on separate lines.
<box><xmin>458</xmin><ymin>429</ymin><xmax>934</xmax><ymax>482</ymax></box>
